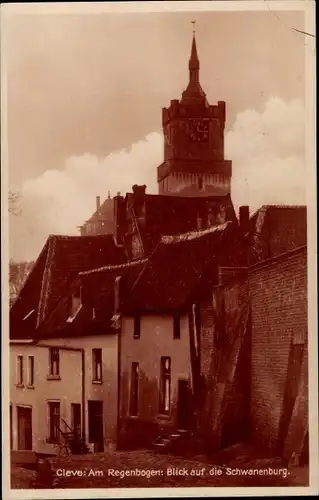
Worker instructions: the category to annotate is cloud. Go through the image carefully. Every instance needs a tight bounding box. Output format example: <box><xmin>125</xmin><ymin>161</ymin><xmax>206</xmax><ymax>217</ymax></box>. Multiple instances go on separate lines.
<box><xmin>9</xmin><ymin>97</ymin><xmax>306</xmax><ymax>262</ymax></box>
<box><xmin>227</xmin><ymin>96</ymin><xmax>306</xmax><ymax>213</ymax></box>
<box><xmin>9</xmin><ymin>133</ymin><xmax>162</xmax><ymax>261</ymax></box>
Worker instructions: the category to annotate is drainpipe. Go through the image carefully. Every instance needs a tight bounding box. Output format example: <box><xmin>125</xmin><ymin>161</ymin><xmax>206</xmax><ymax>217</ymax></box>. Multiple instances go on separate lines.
<box><xmin>114</xmin><ymin>276</ymin><xmax>122</xmax><ymax>448</ymax></box>
<box><xmin>81</xmin><ymin>349</ymin><xmax>86</xmax><ymax>443</ymax></box>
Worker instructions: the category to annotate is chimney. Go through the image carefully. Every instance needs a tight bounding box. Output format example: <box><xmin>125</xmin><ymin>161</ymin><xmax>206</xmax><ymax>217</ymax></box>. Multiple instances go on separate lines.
<box><xmin>239</xmin><ymin>206</ymin><xmax>250</xmax><ymax>234</ymax></box>
<box><xmin>96</xmin><ymin>196</ymin><xmax>101</xmax><ymax>211</ymax></box>
<box><xmin>132</xmin><ymin>184</ymin><xmax>147</xmax><ymax>196</ymax></box>
<box><xmin>132</xmin><ymin>185</ymin><xmax>147</xmax><ymax>222</ymax></box>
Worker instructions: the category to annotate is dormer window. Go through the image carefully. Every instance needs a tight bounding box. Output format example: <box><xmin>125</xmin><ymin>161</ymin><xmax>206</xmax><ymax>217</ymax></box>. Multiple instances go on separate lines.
<box><xmin>66</xmin><ymin>285</ymin><xmax>83</xmax><ymax>323</ymax></box>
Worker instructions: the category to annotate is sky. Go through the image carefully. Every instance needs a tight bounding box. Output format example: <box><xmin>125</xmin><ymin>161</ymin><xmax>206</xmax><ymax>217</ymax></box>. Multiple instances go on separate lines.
<box><xmin>2</xmin><ymin>5</ymin><xmax>309</xmax><ymax>262</ymax></box>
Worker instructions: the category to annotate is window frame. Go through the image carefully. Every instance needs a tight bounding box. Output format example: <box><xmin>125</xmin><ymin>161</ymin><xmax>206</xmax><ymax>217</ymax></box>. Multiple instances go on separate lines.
<box><xmin>92</xmin><ymin>348</ymin><xmax>103</xmax><ymax>382</ymax></box>
<box><xmin>47</xmin><ymin>401</ymin><xmax>60</xmax><ymax>443</ymax></box>
<box><xmin>17</xmin><ymin>355</ymin><xmax>23</xmax><ymax>386</ymax></box>
<box><xmin>49</xmin><ymin>348</ymin><xmax>60</xmax><ymax>377</ymax></box>
<box><xmin>28</xmin><ymin>355</ymin><xmax>34</xmax><ymax>387</ymax></box>
<box><xmin>159</xmin><ymin>357</ymin><xmax>171</xmax><ymax>415</ymax></box>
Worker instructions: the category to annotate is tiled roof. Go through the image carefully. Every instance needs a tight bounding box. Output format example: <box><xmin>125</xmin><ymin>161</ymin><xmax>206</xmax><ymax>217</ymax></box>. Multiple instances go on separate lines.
<box><xmin>31</xmin><ymin>221</ymin><xmax>249</xmax><ymax>338</ymax></box>
<box><xmin>36</xmin><ymin>259</ymin><xmax>146</xmax><ymax>339</ymax></box>
<box><xmin>84</xmin><ymin>198</ymin><xmax>114</xmax><ymax>224</ymax></box>
<box><xmin>10</xmin><ymin>234</ymin><xmax>126</xmax><ymax>339</ymax></box>
<box><xmin>249</xmin><ymin>205</ymin><xmax>307</xmax><ymax>261</ymax></box>
<box><xmin>125</xmin><ymin>192</ymin><xmax>237</xmax><ymax>255</ymax></box>
<box><xmin>125</xmin><ymin>221</ymin><xmax>247</xmax><ymax>312</ymax></box>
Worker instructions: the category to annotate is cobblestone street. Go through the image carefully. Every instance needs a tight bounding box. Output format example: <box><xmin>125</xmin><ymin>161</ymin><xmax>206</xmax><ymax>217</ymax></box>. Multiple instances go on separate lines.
<box><xmin>11</xmin><ymin>448</ymin><xmax>309</xmax><ymax>490</ymax></box>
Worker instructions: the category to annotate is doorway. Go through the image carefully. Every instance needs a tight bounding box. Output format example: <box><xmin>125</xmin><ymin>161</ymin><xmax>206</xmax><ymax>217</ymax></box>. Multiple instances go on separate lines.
<box><xmin>17</xmin><ymin>406</ymin><xmax>32</xmax><ymax>450</ymax></box>
<box><xmin>177</xmin><ymin>380</ymin><xmax>193</xmax><ymax>430</ymax></box>
<box><xmin>88</xmin><ymin>401</ymin><xmax>104</xmax><ymax>452</ymax></box>
<box><xmin>71</xmin><ymin>403</ymin><xmax>81</xmax><ymax>439</ymax></box>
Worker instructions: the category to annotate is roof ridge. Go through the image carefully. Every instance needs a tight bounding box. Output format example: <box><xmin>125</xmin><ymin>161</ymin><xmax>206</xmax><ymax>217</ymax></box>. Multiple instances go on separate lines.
<box><xmin>36</xmin><ymin>235</ymin><xmax>57</xmax><ymax>327</ymax></box>
<box><xmin>79</xmin><ymin>258</ymin><xmax>148</xmax><ymax>276</ymax></box>
<box><xmin>249</xmin><ymin>204</ymin><xmax>306</xmax><ymax>220</ymax></box>
<box><xmin>46</xmin><ymin>234</ymin><xmax>113</xmax><ymax>241</ymax></box>
<box><xmin>161</xmin><ymin>221</ymin><xmax>231</xmax><ymax>245</ymax></box>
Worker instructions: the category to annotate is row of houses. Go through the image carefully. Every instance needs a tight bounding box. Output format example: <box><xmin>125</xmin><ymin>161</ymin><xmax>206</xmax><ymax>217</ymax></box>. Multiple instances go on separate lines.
<box><xmin>10</xmin><ymin>189</ymin><xmax>308</xmax><ymax>465</ymax></box>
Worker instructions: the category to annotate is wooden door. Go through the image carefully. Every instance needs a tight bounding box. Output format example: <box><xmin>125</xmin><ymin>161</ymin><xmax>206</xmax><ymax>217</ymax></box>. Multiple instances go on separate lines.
<box><xmin>17</xmin><ymin>406</ymin><xmax>32</xmax><ymax>450</ymax></box>
<box><xmin>88</xmin><ymin>401</ymin><xmax>104</xmax><ymax>452</ymax></box>
<box><xmin>71</xmin><ymin>403</ymin><xmax>81</xmax><ymax>439</ymax></box>
<box><xmin>177</xmin><ymin>380</ymin><xmax>193</xmax><ymax>430</ymax></box>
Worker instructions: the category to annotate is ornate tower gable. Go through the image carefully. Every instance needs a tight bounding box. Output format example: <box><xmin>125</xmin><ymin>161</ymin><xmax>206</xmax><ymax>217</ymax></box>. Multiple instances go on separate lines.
<box><xmin>158</xmin><ymin>27</ymin><xmax>232</xmax><ymax>197</ymax></box>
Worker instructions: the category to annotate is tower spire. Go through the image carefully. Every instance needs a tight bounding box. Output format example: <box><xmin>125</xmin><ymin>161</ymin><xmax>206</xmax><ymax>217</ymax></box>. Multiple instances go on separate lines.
<box><xmin>189</xmin><ymin>21</ymin><xmax>199</xmax><ymax>74</ymax></box>
<box><xmin>181</xmin><ymin>21</ymin><xmax>207</xmax><ymax>105</ymax></box>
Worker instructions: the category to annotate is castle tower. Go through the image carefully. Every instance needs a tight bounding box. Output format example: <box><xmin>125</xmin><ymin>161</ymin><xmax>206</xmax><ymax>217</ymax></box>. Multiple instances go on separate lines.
<box><xmin>157</xmin><ymin>27</ymin><xmax>232</xmax><ymax>197</ymax></box>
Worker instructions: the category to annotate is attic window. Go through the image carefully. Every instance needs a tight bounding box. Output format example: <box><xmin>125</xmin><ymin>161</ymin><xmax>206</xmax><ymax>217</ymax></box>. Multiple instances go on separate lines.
<box><xmin>66</xmin><ymin>286</ymin><xmax>83</xmax><ymax>323</ymax></box>
<box><xmin>23</xmin><ymin>309</ymin><xmax>35</xmax><ymax>321</ymax></box>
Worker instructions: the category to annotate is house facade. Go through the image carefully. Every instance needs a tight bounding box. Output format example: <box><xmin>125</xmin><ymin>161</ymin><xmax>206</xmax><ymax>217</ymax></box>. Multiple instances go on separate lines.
<box><xmin>116</xmin><ymin>221</ymin><xmax>249</xmax><ymax>448</ymax></box>
<box><xmin>118</xmin><ymin>313</ymin><xmax>192</xmax><ymax>448</ymax></box>
<box><xmin>10</xmin><ymin>341</ymin><xmax>83</xmax><ymax>455</ymax></box>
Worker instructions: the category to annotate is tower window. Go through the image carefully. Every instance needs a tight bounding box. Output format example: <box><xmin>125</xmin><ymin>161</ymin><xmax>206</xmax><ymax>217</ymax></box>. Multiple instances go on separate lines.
<box><xmin>198</xmin><ymin>177</ymin><xmax>203</xmax><ymax>190</ymax></box>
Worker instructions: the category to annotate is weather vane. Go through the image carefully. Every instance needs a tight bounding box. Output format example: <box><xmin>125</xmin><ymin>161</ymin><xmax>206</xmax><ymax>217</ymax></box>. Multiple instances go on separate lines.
<box><xmin>191</xmin><ymin>20</ymin><xmax>196</xmax><ymax>34</ymax></box>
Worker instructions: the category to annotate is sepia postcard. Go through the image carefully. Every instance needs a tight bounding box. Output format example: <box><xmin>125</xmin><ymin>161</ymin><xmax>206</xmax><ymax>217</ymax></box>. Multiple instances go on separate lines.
<box><xmin>1</xmin><ymin>1</ymin><xmax>318</xmax><ymax>498</ymax></box>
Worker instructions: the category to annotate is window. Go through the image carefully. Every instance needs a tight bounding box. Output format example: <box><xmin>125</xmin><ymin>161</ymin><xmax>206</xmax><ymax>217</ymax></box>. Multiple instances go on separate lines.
<box><xmin>92</xmin><ymin>349</ymin><xmax>102</xmax><ymax>382</ymax></box>
<box><xmin>49</xmin><ymin>348</ymin><xmax>60</xmax><ymax>377</ymax></box>
<box><xmin>133</xmin><ymin>315</ymin><xmax>141</xmax><ymax>339</ymax></box>
<box><xmin>129</xmin><ymin>362</ymin><xmax>139</xmax><ymax>416</ymax></box>
<box><xmin>48</xmin><ymin>402</ymin><xmax>60</xmax><ymax>443</ymax></box>
<box><xmin>159</xmin><ymin>357</ymin><xmax>171</xmax><ymax>414</ymax></box>
<box><xmin>28</xmin><ymin>356</ymin><xmax>34</xmax><ymax>386</ymax></box>
<box><xmin>173</xmin><ymin>313</ymin><xmax>181</xmax><ymax>339</ymax></box>
<box><xmin>67</xmin><ymin>286</ymin><xmax>82</xmax><ymax>322</ymax></box>
<box><xmin>198</xmin><ymin>176</ymin><xmax>203</xmax><ymax>190</ymax></box>
<box><xmin>17</xmin><ymin>356</ymin><xmax>23</xmax><ymax>385</ymax></box>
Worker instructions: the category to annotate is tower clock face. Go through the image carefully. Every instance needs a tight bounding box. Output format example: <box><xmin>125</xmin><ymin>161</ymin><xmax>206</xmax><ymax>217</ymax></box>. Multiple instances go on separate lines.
<box><xmin>189</xmin><ymin>120</ymin><xmax>209</xmax><ymax>142</ymax></box>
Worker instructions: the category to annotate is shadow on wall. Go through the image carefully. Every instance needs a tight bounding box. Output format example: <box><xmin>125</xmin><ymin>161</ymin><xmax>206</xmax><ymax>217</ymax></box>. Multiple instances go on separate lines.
<box><xmin>199</xmin><ymin>279</ymin><xmax>251</xmax><ymax>455</ymax></box>
<box><xmin>118</xmin><ymin>370</ymin><xmax>176</xmax><ymax>450</ymax></box>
